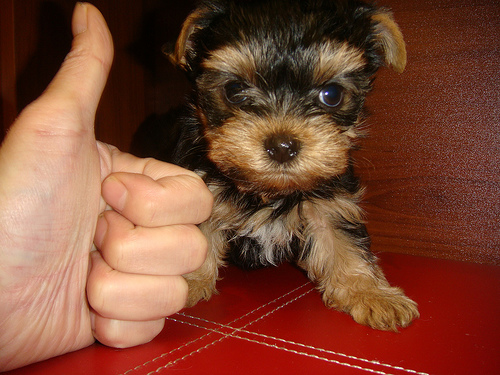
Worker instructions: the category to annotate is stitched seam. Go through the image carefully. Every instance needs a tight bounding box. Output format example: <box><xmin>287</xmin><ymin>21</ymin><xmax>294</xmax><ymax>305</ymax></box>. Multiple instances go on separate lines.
<box><xmin>230</xmin><ymin>333</ymin><xmax>392</xmax><ymax>375</ymax></box>
<box><xmin>238</xmin><ymin>287</ymin><xmax>314</xmax><ymax>328</ymax></box>
<box><xmin>146</xmin><ymin>333</ymin><xmax>228</xmax><ymax>375</ymax></box>
<box><xmin>178</xmin><ymin>283</ymin><xmax>314</xmax><ymax>331</ymax></box>
<box><xmin>181</xmin><ymin>314</ymin><xmax>429</xmax><ymax>375</ymax></box>
<box><xmin>146</xmin><ymin>285</ymin><xmax>314</xmax><ymax>374</ymax></box>
<box><xmin>121</xmin><ymin>282</ymin><xmax>312</xmax><ymax>374</ymax></box>
<box><xmin>167</xmin><ymin>318</ymin><xmax>391</xmax><ymax>375</ymax></box>
<box><xmin>121</xmin><ymin>330</ymin><xmax>215</xmax><ymax>375</ymax></box>
<box><xmin>215</xmin><ymin>281</ymin><xmax>312</xmax><ymax>325</ymax></box>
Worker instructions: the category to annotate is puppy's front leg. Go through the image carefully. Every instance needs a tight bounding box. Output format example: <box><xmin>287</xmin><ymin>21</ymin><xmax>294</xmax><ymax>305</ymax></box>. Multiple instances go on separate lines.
<box><xmin>183</xmin><ymin>219</ymin><xmax>227</xmax><ymax>307</ymax></box>
<box><xmin>298</xmin><ymin>201</ymin><xmax>419</xmax><ymax>331</ymax></box>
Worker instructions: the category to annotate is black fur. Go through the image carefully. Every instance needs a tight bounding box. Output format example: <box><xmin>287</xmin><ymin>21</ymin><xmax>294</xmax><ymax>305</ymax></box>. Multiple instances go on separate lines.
<box><xmin>135</xmin><ymin>0</ymin><xmax>385</xmax><ymax>269</ymax></box>
<box><xmin>181</xmin><ymin>0</ymin><xmax>384</xmax><ymax>80</ymax></box>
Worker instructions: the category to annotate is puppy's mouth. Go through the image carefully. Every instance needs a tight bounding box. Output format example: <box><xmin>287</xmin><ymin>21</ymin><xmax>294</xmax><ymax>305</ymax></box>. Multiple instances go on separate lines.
<box><xmin>204</xmin><ymin>116</ymin><xmax>353</xmax><ymax>197</ymax></box>
<box><xmin>209</xmin><ymin>145</ymin><xmax>349</xmax><ymax>198</ymax></box>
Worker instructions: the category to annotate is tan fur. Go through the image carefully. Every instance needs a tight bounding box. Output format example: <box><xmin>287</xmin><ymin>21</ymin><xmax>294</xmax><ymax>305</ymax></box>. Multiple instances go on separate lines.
<box><xmin>186</xmin><ymin>183</ymin><xmax>419</xmax><ymax>330</ymax></box>
<box><xmin>372</xmin><ymin>10</ymin><xmax>407</xmax><ymax>73</ymax></box>
<box><xmin>297</xmin><ymin>199</ymin><xmax>419</xmax><ymax>331</ymax></box>
<box><xmin>167</xmin><ymin>11</ymin><xmax>199</xmax><ymax>68</ymax></box>
<box><xmin>314</xmin><ymin>42</ymin><xmax>367</xmax><ymax>83</ymax></box>
<box><xmin>183</xmin><ymin>215</ymin><xmax>228</xmax><ymax>307</ymax></box>
<box><xmin>202</xmin><ymin>43</ymin><xmax>258</xmax><ymax>84</ymax></box>
<box><xmin>184</xmin><ymin>184</ymin><xmax>302</xmax><ymax>305</ymax></box>
<box><xmin>205</xmin><ymin>111</ymin><xmax>354</xmax><ymax>197</ymax></box>
<box><xmin>173</xmin><ymin>1</ymin><xmax>417</xmax><ymax>331</ymax></box>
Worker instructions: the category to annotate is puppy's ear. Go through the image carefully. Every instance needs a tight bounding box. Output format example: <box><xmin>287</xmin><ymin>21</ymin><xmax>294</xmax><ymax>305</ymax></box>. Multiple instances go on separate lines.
<box><xmin>165</xmin><ymin>8</ymin><xmax>207</xmax><ymax>69</ymax></box>
<box><xmin>371</xmin><ymin>9</ymin><xmax>406</xmax><ymax>73</ymax></box>
<box><xmin>165</xmin><ymin>2</ymin><xmax>225</xmax><ymax>72</ymax></box>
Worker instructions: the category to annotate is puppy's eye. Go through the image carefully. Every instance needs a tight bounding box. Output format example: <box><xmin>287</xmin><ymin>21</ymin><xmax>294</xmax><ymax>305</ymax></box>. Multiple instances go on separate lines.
<box><xmin>318</xmin><ymin>84</ymin><xmax>343</xmax><ymax>108</ymax></box>
<box><xmin>224</xmin><ymin>82</ymin><xmax>248</xmax><ymax>104</ymax></box>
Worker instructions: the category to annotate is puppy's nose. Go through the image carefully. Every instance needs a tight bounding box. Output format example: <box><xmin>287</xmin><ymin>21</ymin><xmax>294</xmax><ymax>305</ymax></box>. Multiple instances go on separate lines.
<box><xmin>264</xmin><ymin>134</ymin><xmax>301</xmax><ymax>164</ymax></box>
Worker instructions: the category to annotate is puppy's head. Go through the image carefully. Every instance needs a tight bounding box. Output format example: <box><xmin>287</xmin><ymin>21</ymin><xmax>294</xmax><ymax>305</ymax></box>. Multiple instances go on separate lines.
<box><xmin>168</xmin><ymin>0</ymin><xmax>406</xmax><ymax>198</ymax></box>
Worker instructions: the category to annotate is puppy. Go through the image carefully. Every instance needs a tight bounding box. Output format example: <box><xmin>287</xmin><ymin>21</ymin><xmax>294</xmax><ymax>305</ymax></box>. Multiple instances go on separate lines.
<box><xmin>149</xmin><ymin>0</ymin><xmax>419</xmax><ymax>331</ymax></box>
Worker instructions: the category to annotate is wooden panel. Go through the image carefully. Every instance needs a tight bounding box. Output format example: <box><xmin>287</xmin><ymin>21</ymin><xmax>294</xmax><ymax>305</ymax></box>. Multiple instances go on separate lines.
<box><xmin>353</xmin><ymin>0</ymin><xmax>500</xmax><ymax>264</ymax></box>
<box><xmin>13</xmin><ymin>0</ymin><xmax>74</xmax><ymax>113</ymax></box>
<box><xmin>140</xmin><ymin>0</ymin><xmax>499</xmax><ymax>264</ymax></box>
<box><xmin>2</xmin><ymin>0</ymin><xmax>498</xmax><ymax>264</ymax></box>
<box><xmin>0</xmin><ymin>0</ymin><xmax>17</xmax><ymax>139</ymax></box>
<box><xmin>91</xmin><ymin>0</ymin><xmax>147</xmax><ymax>151</ymax></box>
<box><xmin>6</xmin><ymin>0</ymin><xmax>149</xmax><ymax>152</ymax></box>
<box><xmin>136</xmin><ymin>0</ymin><xmax>196</xmax><ymax>114</ymax></box>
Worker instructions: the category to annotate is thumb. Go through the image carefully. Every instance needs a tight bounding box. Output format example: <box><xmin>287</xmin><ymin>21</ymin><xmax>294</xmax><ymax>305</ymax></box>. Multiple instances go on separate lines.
<box><xmin>0</xmin><ymin>2</ymin><xmax>113</xmax><ymax>195</ymax></box>
<box><xmin>41</xmin><ymin>2</ymin><xmax>114</xmax><ymax>127</ymax></box>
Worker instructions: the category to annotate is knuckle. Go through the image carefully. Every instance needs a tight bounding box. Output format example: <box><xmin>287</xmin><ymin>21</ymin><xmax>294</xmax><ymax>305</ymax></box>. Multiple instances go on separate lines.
<box><xmin>94</xmin><ymin>319</ymin><xmax>122</xmax><ymax>348</ymax></box>
<box><xmin>192</xmin><ymin>227</ymin><xmax>209</xmax><ymax>268</ymax></box>
<box><xmin>163</xmin><ymin>277</ymin><xmax>188</xmax><ymax>315</ymax></box>
<box><xmin>87</xmin><ymin>269</ymin><xmax>113</xmax><ymax>316</ymax></box>
<box><xmin>181</xmin><ymin>225</ymin><xmax>209</xmax><ymax>272</ymax></box>
<box><xmin>103</xmin><ymin>231</ymin><xmax>135</xmax><ymax>272</ymax></box>
<box><xmin>140</xmin><ymin>187</ymin><xmax>168</xmax><ymax>227</ymax></box>
<box><xmin>93</xmin><ymin>318</ymin><xmax>133</xmax><ymax>349</ymax></box>
<box><xmin>189</xmin><ymin>177</ymin><xmax>214</xmax><ymax>223</ymax></box>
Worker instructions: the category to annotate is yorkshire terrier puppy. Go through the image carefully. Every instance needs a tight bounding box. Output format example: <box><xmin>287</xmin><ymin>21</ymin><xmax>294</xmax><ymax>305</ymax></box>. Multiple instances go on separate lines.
<box><xmin>146</xmin><ymin>0</ymin><xmax>419</xmax><ymax>331</ymax></box>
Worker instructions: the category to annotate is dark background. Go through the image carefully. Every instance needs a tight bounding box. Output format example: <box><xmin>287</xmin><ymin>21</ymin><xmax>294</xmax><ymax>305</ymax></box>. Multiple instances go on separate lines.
<box><xmin>1</xmin><ymin>0</ymin><xmax>499</xmax><ymax>264</ymax></box>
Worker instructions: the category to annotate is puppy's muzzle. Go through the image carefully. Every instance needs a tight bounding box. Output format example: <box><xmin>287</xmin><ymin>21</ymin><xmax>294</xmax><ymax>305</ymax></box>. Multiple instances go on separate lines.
<box><xmin>264</xmin><ymin>134</ymin><xmax>301</xmax><ymax>164</ymax></box>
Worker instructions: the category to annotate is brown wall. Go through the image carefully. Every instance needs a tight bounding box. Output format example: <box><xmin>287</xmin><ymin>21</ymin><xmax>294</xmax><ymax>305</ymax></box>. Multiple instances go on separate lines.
<box><xmin>0</xmin><ymin>0</ymin><xmax>196</xmax><ymax>150</ymax></box>
<box><xmin>356</xmin><ymin>0</ymin><xmax>499</xmax><ymax>264</ymax></box>
<box><xmin>1</xmin><ymin>0</ymin><xmax>498</xmax><ymax>264</ymax></box>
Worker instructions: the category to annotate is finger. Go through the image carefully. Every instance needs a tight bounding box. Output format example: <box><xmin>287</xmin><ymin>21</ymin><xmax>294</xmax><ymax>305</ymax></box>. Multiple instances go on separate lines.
<box><xmin>42</xmin><ymin>2</ymin><xmax>114</xmax><ymax>126</ymax></box>
<box><xmin>13</xmin><ymin>3</ymin><xmax>113</xmax><ymax>136</ymax></box>
<box><xmin>87</xmin><ymin>252</ymin><xmax>188</xmax><ymax>321</ymax></box>
<box><xmin>94</xmin><ymin>210</ymin><xmax>207</xmax><ymax>275</ymax></box>
<box><xmin>96</xmin><ymin>144</ymin><xmax>213</xmax><ymax>225</ymax></box>
<box><xmin>1</xmin><ymin>3</ymin><xmax>113</xmax><ymax>181</ymax></box>
<box><xmin>101</xmin><ymin>171</ymin><xmax>213</xmax><ymax>227</ymax></box>
<box><xmin>103</xmin><ymin>144</ymin><xmax>200</xmax><ymax>180</ymax></box>
<box><xmin>91</xmin><ymin>312</ymin><xmax>165</xmax><ymax>348</ymax></box>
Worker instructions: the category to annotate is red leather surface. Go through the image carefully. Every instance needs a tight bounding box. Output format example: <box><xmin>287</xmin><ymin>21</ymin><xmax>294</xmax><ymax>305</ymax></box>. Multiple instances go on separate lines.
<box><xmin>6</xmin><ymin>253</ymin><xmax>499</xmax><ymax>374</ymax></box>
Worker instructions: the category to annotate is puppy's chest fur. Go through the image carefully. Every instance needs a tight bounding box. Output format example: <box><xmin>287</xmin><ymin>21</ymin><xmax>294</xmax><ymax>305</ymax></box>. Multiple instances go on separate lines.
<box><xmin>210</xmin><ymin>189</ymin><xmax>305</xmax><ymax>269</ymax></box>
<box><xmin>200</xmin><ymin>172</ymin><xmax>368</xmax><ymax>270</ymax></box>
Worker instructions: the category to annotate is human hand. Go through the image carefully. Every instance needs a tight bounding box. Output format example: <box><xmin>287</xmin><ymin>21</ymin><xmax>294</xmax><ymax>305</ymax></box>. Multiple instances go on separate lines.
<box><xmin>89</xmin><ymin>146</ymin><xmax>211</xmax><ymax>348</ymax></box>
<box><xmin>0</xmin><ymin>3</ymin><xmax>212</xmax><ymax>371</ymax></box>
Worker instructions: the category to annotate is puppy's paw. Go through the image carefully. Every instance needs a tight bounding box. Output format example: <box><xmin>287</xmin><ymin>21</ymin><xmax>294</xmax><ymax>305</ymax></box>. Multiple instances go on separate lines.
<box><xmin>338</xmin><ymin>287</ymin><xmax>419</xmax><ymax>331</ymax></box>
<box><xmin>184</xmin><ymin>277</ymin><xmax>217</xmax><ymax>308</ymax></box>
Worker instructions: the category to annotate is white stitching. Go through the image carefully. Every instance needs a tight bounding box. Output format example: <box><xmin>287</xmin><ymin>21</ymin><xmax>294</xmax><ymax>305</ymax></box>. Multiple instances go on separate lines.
<box><xmin>121</xmin><ymin>282</ymin><xmax>312</xmax><ymax>374</ymax></box>
<box><xmin>166</xmin><ymin>318</ymin><xmax>391</xmax><ymax>375</ymax></box>
<box><xmin>121</xmin><ymin>280</ymin><xmax>428</xmax><ymax>375</ymax></box>
<box><xmin>227</xmin><ymin>334</ymin><xmax>392</xmax><ymax>375</ymax></box>
<box><xmin>143</xmin><ymin>287</ymin><xmax>314</xmax><ymax>374</ymax></box>
<box><xmin>178</xmin><ymin>283</ymin><xmax>314</xmax><ymax>330</ymax></box>
<box><xmin>121</xmin><ymin>330</ymin><xmax>215</xmax><ymax>375</ymax></box>
<box><xmin>146</xmin><ymin>332</ymin><xmax>228</xmax><ymax>375</ymax></box>
<box><xmin>180</xmin><ymin>314</ymin><xmax>429</xmax><ymax>375</ymax></box>
<box><xmin>213</xmin><ymin>281</ymin><xmax>313</xmax><ymax>324</ymax></box>
<box><xmin>239</xmin><ymin>287</ymin><xmax>315</xmax><ymax>327</ymax></box>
